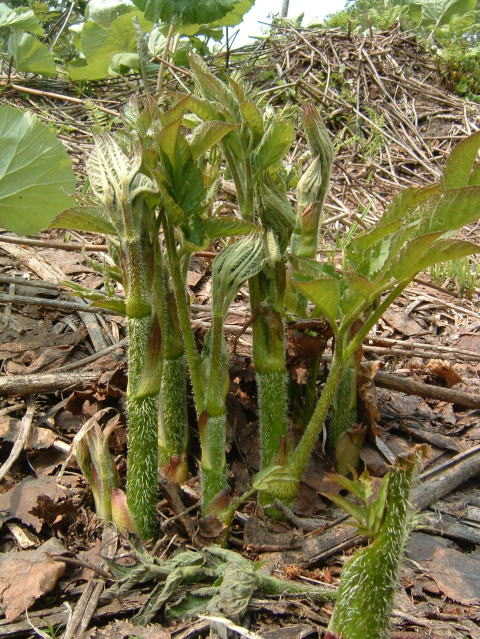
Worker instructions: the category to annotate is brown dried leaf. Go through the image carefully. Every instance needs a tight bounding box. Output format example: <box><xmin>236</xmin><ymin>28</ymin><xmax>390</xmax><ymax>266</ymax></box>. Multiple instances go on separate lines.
<box><xmin>357</xmin><ymin>361</ymin><xmax>381</xmax><ymax>428</ymax></box>
<box><xmin>382</xmin><ymin>309</ymin><xmax>424</xmax><ymax>337</ymax></box>
<box><xmin>429</xmin><ymin>546</ymin><xmax>480</xmax><ymax>605</ymax></box>
<box><xmin>0</xmin><ymin>477</ymin><xmax>69</xmax><ymax>532</ymax></box>
<box><xmin>428</xmin><ymin>359</ymin><xmax>462</xmax><ymax>388</ymax></box>
<box><xmin>0</xmin><ymin>418</ymin><xmax>58</xmax><ymax>450</ymax></box>
<box><xmin>0</xmin><ymin>539</ymin><xmax>66</xmax><ymax>621</ymax></box>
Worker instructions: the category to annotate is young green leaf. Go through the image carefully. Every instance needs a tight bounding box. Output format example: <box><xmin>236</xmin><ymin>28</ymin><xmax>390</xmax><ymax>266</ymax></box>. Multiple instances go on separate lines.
<box><xmin>293</xmin><ymin>276</ymin><xmax>341</xmax><ymax>330</ymax></box>
<box><xmin>240</xmin><ymin>101</ymin><xmax>264</xmax><ymax>142</ymax></box>
<box><xmin>189</xmin><ymin>121</ymin><xmax>237</xmax><ymax>161</ymax></box>
<box><xmin>49</xmin><ymin>206</ymin><xmax>117</xmax><ymax>235</ymax></box>
<box><xmin>204</xmin><ymin>216</ymin><xmax>260</xmax><ymax>238</ymax></box>
<box><xmin>253</xmin><ymin>120</ymin><xmax>295</xmax><ymax>174</ymax></box>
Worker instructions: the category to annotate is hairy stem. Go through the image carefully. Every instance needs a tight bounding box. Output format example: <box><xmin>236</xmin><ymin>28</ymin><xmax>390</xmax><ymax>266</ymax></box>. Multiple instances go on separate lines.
<box><xmin>328</xmin><ymin>453</ymin><xmax>422</xmax><ymax>639</ymax></box>
<box><xmin>158</xmin><ymin>353</ymin><xmax>189</xmax><ymax>482</ymax></box>
<box><xmin>200</xmin><ymin>311</ymin><xmax>230</xmax><ymax>516</ymax></box>
<box><xmin>126</xmin><ymin>315</ymin><xmax>159</xmax><ymax>539</ymax></box>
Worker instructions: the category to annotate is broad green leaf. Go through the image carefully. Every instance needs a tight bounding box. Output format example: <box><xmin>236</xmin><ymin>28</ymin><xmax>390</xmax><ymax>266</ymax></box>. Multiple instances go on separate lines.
<box><xmin>156</xmin><ymin>180</ymin><xmax>185</xmax><ymax>223</ymax></box>
<box><xmin>391</xmin><ymin>232</ymin><xmax>444</xmax><ymax>280</ymax></box>
<box><xmin>240</xmin><ymin>100</ymin><xmax>264</xmax><ymax>142</ymax></box>
<box><xmin>379</xmin><ymin>185</ymin><xmax>439</xmax><ymax>227</ymax></box>
<box><xmin>442</xmin><ymin>132</ymin><xmax>480</xmax><ymax>189</ymax></box>
<box><xmin>189</xmin><ymin>54</ymin><xmax>237</xmax><ymax>115</ymax></box>
<box><xmin>288</xmin><ymin>254</ymin><xmax>334</xmax><ymax>278</ymax></box>
<box><xmin>69</xmin><ymin>11</ymin><xmax>152</xmax><ymax>80</ymax></box>
<box><xmin>424</xmin><ymin>186</ymin><xmax>480</xmax><ymax>233</ymax></box>
<box><xmin>415</xmin><ymin>238</ymin><xmax>480</xmax><ymax>274</ymax></box>
<box><xmin>210</xmin><ymin>0</ymin><xmax>254</xmax><ymax>26</ymax></box>
<box><xmin>189</xmin><ymin>121</ymin><xmax>237</xmax><ymax>161</ymax></box>
<box><xmin>469</xmin><ymin>165</ymin><xmax>480</xmax><ymax>186</ymax></box>
<box><xmin>253</xmin><ymin>120</ymin><xmax>295</xmax><ymax>173</ymax></box>
<box><xmin>346</xmin><ymin>220</ymin><xmax>403</xmax><ymax>260</ymax></box>
<box><xmin>416</xmin><ymin>0</ymin><xmax>476</xmax><ymax>27</ymax></box>
<box><xmin>175</xmin><ymin>0</ymin><xmax>253</xmax><ymax>33</ymax></box>
<box><xmin>132</xmin><ymin>0</ymin><xmax>247</xmax><ymax>25</ymax></box>
<box><xmin>0</xmin><ymin>4</ymin><xmax>43</xmax><ymax>34</ymax></box>
<box><xmin>0</xmin><ymin>105</ymin><xmax>75</xmax><ymax>235</ymax></box>
<box><xmin>204</xmin><ymin>216</ymin><xmax>260</xmax><ymax>238</ymax></box>
<box><xmin>342</xmin><ymin>271</ymin><xmax>376</xmax><ymax>300</ymax></box>
<box><xmin>293</xmin><ymin>276</ymin><xmax>340</xmax><ymax>329</ymax></box>
<box><xmin>7</xmin><ymin>32</ymin><xmax>56</xmax><ymax>75</ymax></box>
<box><xmin>174</xmin><ymin>95</ymin><xmax>220</xmax><ymax>122</ymax></box>
<box><xmin>86</xmin><ymin>0</ymin><xmax>135</xmax><ymax>26</ymax></box>
<box><xmin>50</xmin><ymin>206</ymin><xmax>116</xmax><ymax>235</ymax></box>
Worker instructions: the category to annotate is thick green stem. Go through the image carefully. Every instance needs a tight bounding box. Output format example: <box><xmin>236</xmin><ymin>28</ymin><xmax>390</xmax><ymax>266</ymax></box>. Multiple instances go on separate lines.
<box><xmin>157</xmin><ymin>268</ymin><xmax>189</xmax><ymax>483</ymax></box>
<box><xmin>200</xmin><ymin>312</ymin><xmax>230</xmax><ymax>516</ymax></box>
<box><xmin>249</xmin><ymin>271</ymin><xmax>289</xmax><ymax>469</ymax></box>
<box><xmin>158</xmin><ymin>353</ymin><xmax>189</xmax><ymax>482</ymax></box>
<box><xmin>126</xmin><ymin>315</ymin><xmax>159</xmax><ymax>539</ymax></box>
<box><xmin>331</xmin><ymin>357</ymin><xmax>360</xmax><ymax>475</ymax></box>
<box><xmin>200</xmin><ymin>414</ymin><xmax>228</xmax><ymax>516</ymax></box>
<box><xmin>163</xmin><ymin>219</ymin><xmax>204</xmax><ymax>413</ymax></box>
<box><xmin>328</xmin><ymin>453</ymin><xmax>421</xmax><ymax>639</ymax></box>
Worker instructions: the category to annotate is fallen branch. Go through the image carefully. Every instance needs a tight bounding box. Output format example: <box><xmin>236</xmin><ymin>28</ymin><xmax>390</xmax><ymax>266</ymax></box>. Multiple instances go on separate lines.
<box><xmin>0</xmin><ymin>370</ymin><xmax>99</xmax><ymax>397</ymax></box>
<box><xmin>373</xmin><ymin>370</ymin><xmax>480</xmax><ymax>409</ymax></box>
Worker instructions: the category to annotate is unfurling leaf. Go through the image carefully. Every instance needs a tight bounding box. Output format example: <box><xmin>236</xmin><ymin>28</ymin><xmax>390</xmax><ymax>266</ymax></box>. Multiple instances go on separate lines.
<box><xmin>212</xmin><ymin>233</ymin><xmax>264</xmax><ymax>316</ymax></box>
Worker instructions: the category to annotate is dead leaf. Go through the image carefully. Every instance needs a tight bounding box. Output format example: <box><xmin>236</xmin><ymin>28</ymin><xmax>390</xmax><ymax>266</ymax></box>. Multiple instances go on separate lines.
<box><xmin>0</xmin><ymin>538</ymin><xmax>66</xmax><ymax>621</ymax></box>
<box><xmin>428</xmin><ymin>360</ymin><xmax>462</xmax><ymax>388</ymax></box>
<box><xmin>382</xmin><ymin>309</ymin><xmax>424</xmax><ymax>336</ymax></box>
<box><xmin>0</xmin><ymin>323</ymin><xmax>87</xmax><ymax>374</ymax></box>
<box><xmin>0</xmin><ymin>477</ymin><xmax>69</xmax><ymax>532</ymax></box>
<box><xmin>429</xmin><ymin>546</ymin><xmax>480</xmax><ymax>604</ymax></box>
<box><xmin>243</xmin><ymin>516</ymin><xmax>303</xmax><ymax>552</ymax></box>
<box><xmin>0</xmin><ymin>418</ymin><xmax>57</xmax><ymax>450</ymax></box>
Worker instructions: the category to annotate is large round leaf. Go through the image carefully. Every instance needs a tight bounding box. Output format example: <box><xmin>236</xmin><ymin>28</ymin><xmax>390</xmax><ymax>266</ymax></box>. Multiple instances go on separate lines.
<box><xmin>0</xmin><ymin>105</ymin><xmax>75</xmax><ymax>236</ymax></box>
<box><xmin>132</xmin><ymin>0</ymin><xmax>246</xmax><ymax>25</ymax></box>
